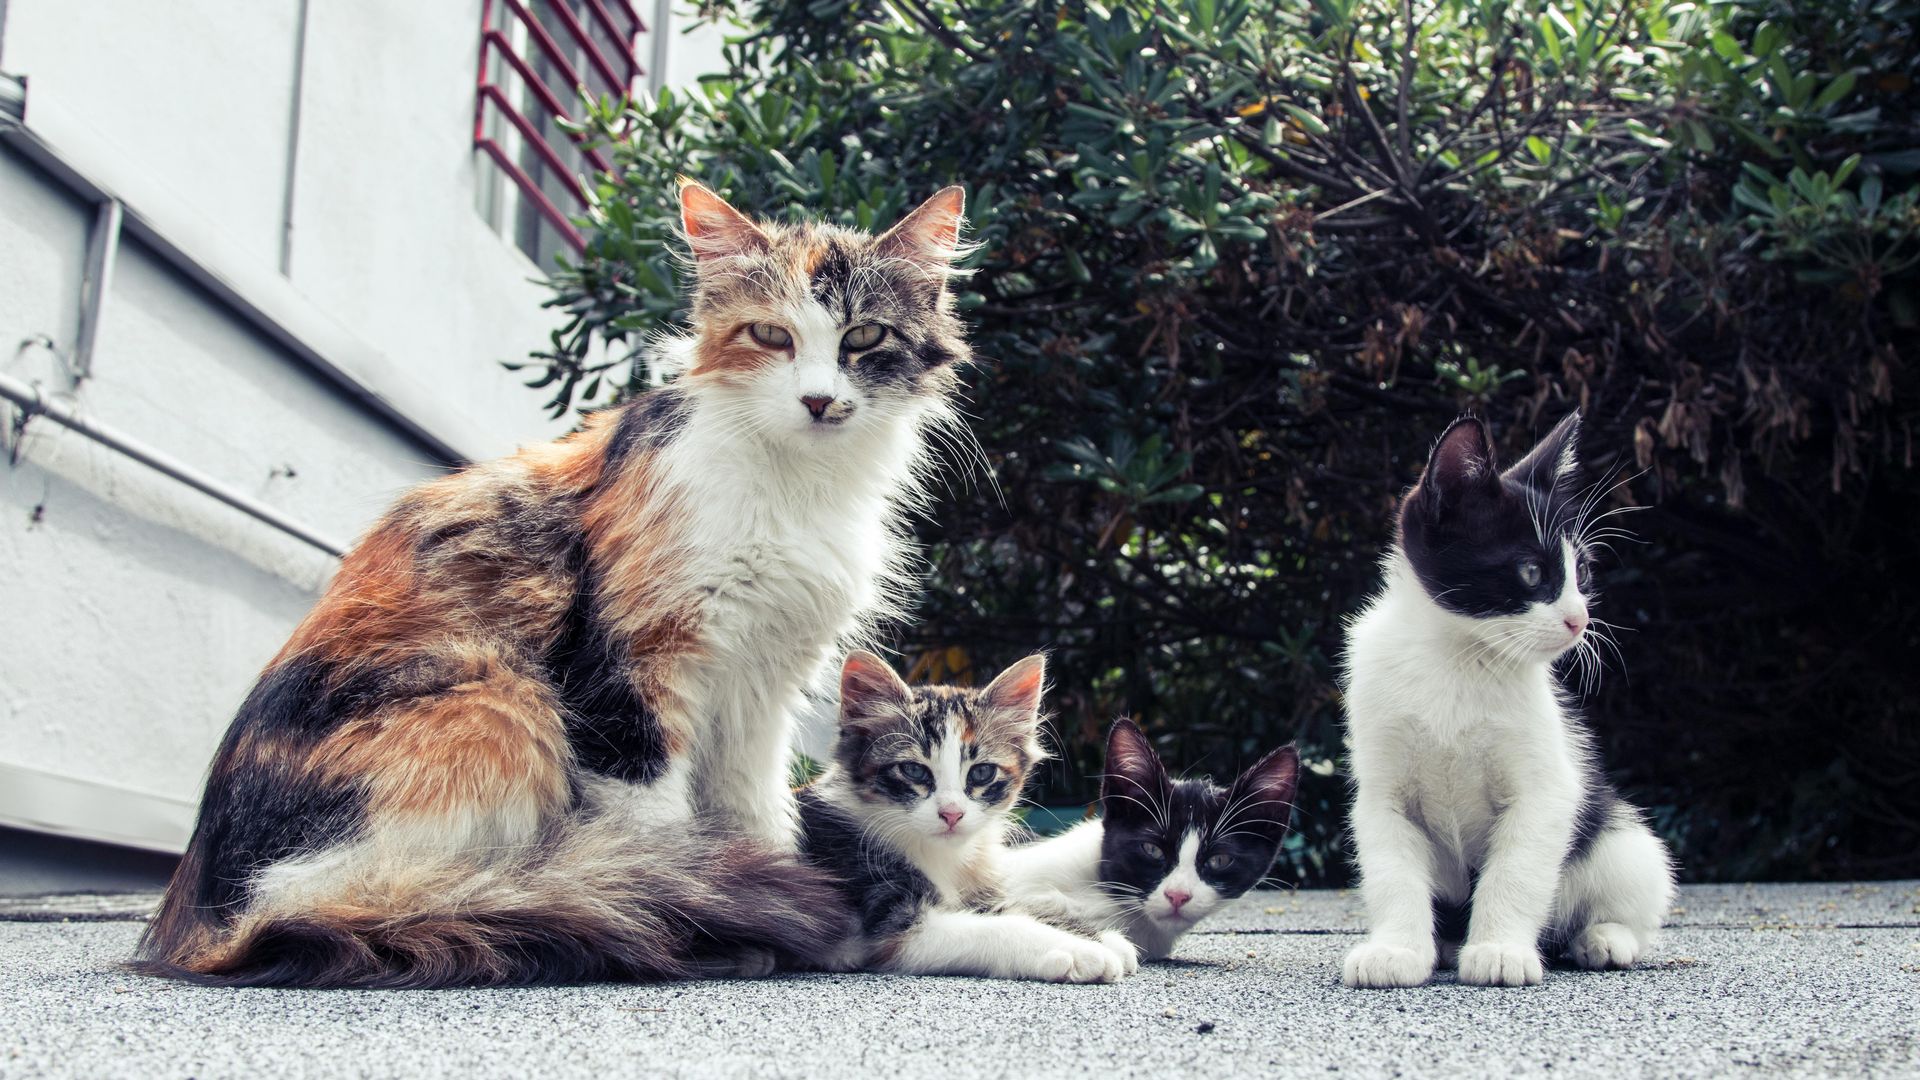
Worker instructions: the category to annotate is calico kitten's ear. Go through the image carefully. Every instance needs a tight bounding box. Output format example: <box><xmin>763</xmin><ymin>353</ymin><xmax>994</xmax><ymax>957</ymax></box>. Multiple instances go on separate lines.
<box><xmin>1502</xmin><ymin>410</ymin><xmax>1582</xmax><ymax>493</ymax></box>
<box><xmin>839</xmin><ymin>650</ymin><xmax>911</xmax><ymax>730</ymax></box>
<box><xmin>679</xmin><ymin>179</ymin><xmax>769</xmax><ymax>262</ymax></box>
<box><xmin>875</xmin><ymin>186</ymin><xmax>967</xmax><ymax>269</ymax></box>
<box><xmin>1222</xmin><ymin>743</ymin><xmax>1302</xmax><ymax>837</ymax></box>
<box><xmin>979</xmin><ymin>654</ymin><xmax>1047</xmax><ymax>725</ymax></box>
<box><xmin>1102</xmin><ymin>719</ymin><xmax>1169</xmax><ymax>822</ymax></box>
<box><xmin>1415</xmin><ymin>416</ymin><xmax>1500</xmax><ymax>519</ymax></box>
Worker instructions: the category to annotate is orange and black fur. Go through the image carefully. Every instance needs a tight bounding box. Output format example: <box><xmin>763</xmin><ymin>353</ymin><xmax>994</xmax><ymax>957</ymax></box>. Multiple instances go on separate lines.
<box><xmin>135</xmin><ymin>182</ymin><xmax>976</xmax><ymax>987</ymax></box>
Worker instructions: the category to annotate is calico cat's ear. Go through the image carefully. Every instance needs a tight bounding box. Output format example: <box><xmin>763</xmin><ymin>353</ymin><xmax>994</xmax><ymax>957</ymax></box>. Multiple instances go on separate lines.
<box><xmin>1415</xmin><ymin>415</ymin><xmax>1500</xmax><ymax>519</ymax></box>
<box><xmin>1222</xmin><ymin>743</ymin><xmax>1302</xmax><ymax>837</ymax></box>
<box><xmin>679</xmin><ymin>179</ymin><xmax>769</xmax><ymax>262</ymax></box>
<box><xmin>1502</xmin><ymin>410</ymin><xmax>1582</xmax><ymax>493</ymax></box>
<box><xmin>1102</xmin><ymin>718</ymin><xmax>1169</xmax><ymax>821</ymax></box>
<box><xmin>839</xmin><ymin>650</ymin><xmax>911</xmax><ymax>729</ymax></box>
<box><xmin>875</xmin><ymin>186</ymin><xmax>967</xmax><ymax>268</ymax></box>
<box><xmin>979</xmin><ymin>654</ymin><xmax>1047</xmax><ymax>726</ymax></box>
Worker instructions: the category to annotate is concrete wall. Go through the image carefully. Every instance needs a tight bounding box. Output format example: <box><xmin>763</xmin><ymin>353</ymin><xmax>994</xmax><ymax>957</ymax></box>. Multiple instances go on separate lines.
<box><xmin>0</xmin><ymin>0</ymin><xmax>612</xmax><ymax>852</ymax></box>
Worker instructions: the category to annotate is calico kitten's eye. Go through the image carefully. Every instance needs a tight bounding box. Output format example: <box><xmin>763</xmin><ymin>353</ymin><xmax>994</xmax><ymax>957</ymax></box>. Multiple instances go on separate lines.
<box><xmin>748</xmin><ymin>323</ymin><xmax>792</xmax><ymax>348</ymax></box>
<box><xmin>841</xmin><ymin>324</ymin><xmax>886</xmax><ymax>350</ymax></box>
<box><xmin>1205</xmin><ymin>852</ymin><xmax>1235</xmax><ymax>872</ymax></box>
<box><xmin>897</xmin><ymin>762</ymin><xmax>932</xmax><ymax>784</ymax></box>
<box><xmin>1518</xmin><ymin>560</ymin><xmax>1543</xmax><ymax>588</ymax></box>
<box><xmin>1139</xmin><ymin>841</ymin><xmax>1166</xmax><ymax>861</ymax></box>
<box><xmin>966</xmin><ymin>763</ymin><xmax>999</xmax><ymax>785</ymax></box>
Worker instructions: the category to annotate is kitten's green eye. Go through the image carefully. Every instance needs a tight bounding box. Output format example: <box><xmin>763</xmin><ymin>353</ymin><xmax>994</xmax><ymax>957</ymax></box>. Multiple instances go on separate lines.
<box><xmin>841</xmin><ymin>324</ymin><xmax>885</xmax><ymax>350</ymax></box>
<box><xmin>898</xmin><ymin>762</ymin><xmax>932</xmax><ymax>784</ymax></box>
<box><xmin>748</xmin><ymin>323</ymin><xmax>792</xmax><ymax>348</ymax></box>
<box><xmin>1139</xmin><ymin>841</ymin><xmax>1166</xmax><ymax>861</ymax></box>
<box><xmin>1205</xmin><ymin>852</ymin><xmax>1235</xmax><ymax>872</ymax></box>
<box><xmin>966</xmin><ymin>763</ymin><xmax>998</xmax><ymax>785</ymax></box>
<box><xmin>1518</xmin><ymin>560</ymin><xmax>1543</xmax><ymax>588</ymax></box>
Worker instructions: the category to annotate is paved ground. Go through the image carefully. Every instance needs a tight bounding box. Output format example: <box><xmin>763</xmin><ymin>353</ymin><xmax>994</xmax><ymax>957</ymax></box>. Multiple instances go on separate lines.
<box><xmin>2</xmin><ymin>882</ymin><xmax>1916</xmax><ymax>1079</ymax></box>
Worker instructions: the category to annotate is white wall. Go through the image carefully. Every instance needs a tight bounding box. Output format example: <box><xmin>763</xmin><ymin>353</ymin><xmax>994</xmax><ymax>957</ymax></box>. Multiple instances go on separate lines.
<box><xmin>0</xmin><ymin>0</ymin><xmax>607</xmax><ymax>851</ymax></box>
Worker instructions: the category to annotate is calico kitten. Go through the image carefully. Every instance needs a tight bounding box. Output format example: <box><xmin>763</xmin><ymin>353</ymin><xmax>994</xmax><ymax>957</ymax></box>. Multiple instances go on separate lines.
<box><xmin>799</xmin><ymin>651</ymin><xmax>1136</xmax><ymax>983</ymax></box>
<box><xmin>1001</xmin><ymin>719</ymin><xmax>1301</xmax><ymax>960</ymax></box>
<box><xmin>135</xmin><ymin>182</ymin><xmax>975</xmax><ymax>987</ymax></box>
<box><xmin>1341</xmin><ymin>411</ymin><xmax>1677</xmax><ymax>989</ymax></box>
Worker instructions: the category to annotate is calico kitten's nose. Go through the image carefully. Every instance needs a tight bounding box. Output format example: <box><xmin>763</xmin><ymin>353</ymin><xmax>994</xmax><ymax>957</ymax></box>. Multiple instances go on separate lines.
<box><xmin>937</xmin><ymin>805</ymin><xmax>966</xmax><ymax>830</ymax></box>
<box><xmin>800</xmin><ymin>395</ymin><xmax>835</xmax><ymax>420</ymax></box>
<box><xmin>1164</xmin><ymin>889</ymin><xmax>1192</xmax><ymax>915</ymax></box>
<box><xmin>1564</xmin><ymin>615</ymin><xmax>1588</xmax><ymax>636</ymax></box>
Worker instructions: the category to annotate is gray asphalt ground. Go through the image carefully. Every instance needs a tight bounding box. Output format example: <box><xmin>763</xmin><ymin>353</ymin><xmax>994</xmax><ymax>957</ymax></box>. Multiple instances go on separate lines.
<box><xmin>2</xmin><ymin>882</ymin><xmax>1916</xmax><ymax>1079</ymax></box>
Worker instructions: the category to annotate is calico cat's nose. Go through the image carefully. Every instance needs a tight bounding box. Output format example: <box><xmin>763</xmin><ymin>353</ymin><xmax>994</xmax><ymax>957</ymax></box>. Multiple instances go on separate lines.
<box><xmin>1164</xmin><ymin>889</ymin><xmax>1192</xmax><ymax>914</ymax></box>
<box><xmin>801</xmin><ymin>395</ymin><xmax>835</xmax><ymax>420</ymax></box>
<box><xmin>937</xmin><ymin>805</ymin><xmax>966</xmax><ymax>830</ymax></box>
<box><xmin>1564</xmin><ymin>615</ymin><xmax>1588</xmax><ymax>637</ymax></box>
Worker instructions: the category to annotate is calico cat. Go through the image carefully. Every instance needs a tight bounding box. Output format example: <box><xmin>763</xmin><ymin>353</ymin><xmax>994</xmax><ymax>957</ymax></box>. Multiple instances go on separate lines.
<box><xmin>1341</xmin><ymin>411</ymin><xmax>1677</xmax><ymax>989</ymax></box>
<box><xmin>1001</xmin><ymin>719</ymin><xmax>1301</xmax><ymax>961</ymax></box>
<box><xmin>135</xmin><ymin>182</ymin><xmax>976</xmax><ymax>987</ymax></box>
<box><xmin>798</xmin><ymin>651</ymin><xmax>1136</xmax><ymax>983</ymax></box>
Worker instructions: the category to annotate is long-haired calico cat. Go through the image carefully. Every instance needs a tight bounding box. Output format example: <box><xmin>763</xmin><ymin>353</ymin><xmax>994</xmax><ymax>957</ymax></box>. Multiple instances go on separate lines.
<box><xmin>1001</xmin><ymin>719</ymin><xmax>1301</xmax><ymax>960</ymax></box>
<box><xmin>135</xmin><ymin>182</ymin><xmax>976</xmax><ymax>987</ymax></box>
<box><xmin>1341</xmin><ymin>411</ymin><xmax>1677</xmax><ymax>988</ymax></box>
<box><xmin>798</xmin><ymin>652</ymin><xmax>1136</xmax><ymax>983</ymax></box>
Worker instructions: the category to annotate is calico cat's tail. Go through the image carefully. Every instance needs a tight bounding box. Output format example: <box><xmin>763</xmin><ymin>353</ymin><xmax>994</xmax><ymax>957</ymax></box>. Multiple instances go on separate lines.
<box><xmin>130</xmin><ymin>817</ymin><xmax>853</xmax><ymax>989</ymax></box>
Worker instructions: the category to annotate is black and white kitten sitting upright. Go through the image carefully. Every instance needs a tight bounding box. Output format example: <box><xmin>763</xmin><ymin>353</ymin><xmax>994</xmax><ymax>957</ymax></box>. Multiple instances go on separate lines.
<box><xmin>799</xmin><ymin>651</ymin><xmax>1136</xmax><ymax>983</ymax></box>
<box><xmin>1342</xmin><ymin>411</ymin><xmax>1676</xmax><ymax>989</ymax></box>
<box><xmin>1001</xmin><ymin>720</ymin><xmax>1301</xmax><ymax>960</ymax></box>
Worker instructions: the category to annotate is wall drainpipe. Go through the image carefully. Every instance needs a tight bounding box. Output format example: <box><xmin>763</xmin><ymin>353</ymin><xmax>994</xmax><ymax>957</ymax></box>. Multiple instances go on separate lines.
<box><xmin>0</xmin><ymin>372</ymin><xmax>348</xmax><ymax>558</ymax></box>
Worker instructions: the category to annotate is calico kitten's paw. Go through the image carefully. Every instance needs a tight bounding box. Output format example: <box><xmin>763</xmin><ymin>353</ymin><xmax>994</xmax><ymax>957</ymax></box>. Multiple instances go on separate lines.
<box><xmin>1569</xmin><ymin>922</ymin><xmax>1645</xmax><ymax>970</ymax></box>
<box><xmin>1457</xmin><ymin>942</ymin><xmax>1543</xmax><ymax>986</ymax></box>
<box><xmin>1039</xmin><ymin>937</ymin><xmax>1126</xmax><ymax>984</ymax></box>
<box><xmin>1342</xmin><ymin>941</ymin><xmax>1435</xmax><ymax>988</ymax></box>
<box><xmin>713</xmin><ymin>947</ymin><xmax>780</xmax><ymax>980</ymax></box>
<box><xmin>1098</xmin><ymin>930</ymin><xmax>1141</xmax><ymax>976</ymax></box>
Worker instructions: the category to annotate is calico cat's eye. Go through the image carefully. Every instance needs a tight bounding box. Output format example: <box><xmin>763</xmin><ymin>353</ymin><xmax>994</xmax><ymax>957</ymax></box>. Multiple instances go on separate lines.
<box><xmin>966</xmin><ymin>763</ymin><xmax>998</xmax><ymax>785</ymax></box>
<box><xmin>1517</xmin><ymin>560</ymin><xmax>1543</xmax><ymax>588</ymax></box>
<box><xmin>748</xmin><ymin>323</ymin><xmax>792</xmax><ymax>348</ymax></box>
<box><xmin>1139</xmin><ymin>841</ymin><xmax>1166</xmax><ymax>861</ymax></box>
<box><xmin>841</xmin><ymin>323</ymin><xmax>886</xmax><ymax>350</ymax></box>
<box><xmin>1205</xmin><ymin>852</ymin><xmax>1235</xmax><ymax>872</ymax></box>
<box><xmin>897</xmin><ymin>762</ymin><xmax>933</xmax><ymax>784</ymax></box>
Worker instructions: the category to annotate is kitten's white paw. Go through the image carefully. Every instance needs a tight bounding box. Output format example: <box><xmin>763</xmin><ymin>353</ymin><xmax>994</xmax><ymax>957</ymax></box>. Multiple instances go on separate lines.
<box><xmin>1457</xmin><ymin>942</ymin><xmax>1544</xmax><ymax>987</ymax></box>
<box><xmin>1099</xmin><ymin>930</ymin><xmax>1141</xmax><ymax>976</ymax></box>
<box><xmin>1342</xmin><ymin>941</ymin><xmax>1435</xmax><ymax>988</ymax></box>
<box><xmin>1040</xmin><ymin>937</ymin><xmax>1125</xmax><ymax>984</ymax></box>
<box><xmin>1570</xmin><ymin>922</ymin><xmax>1645</xmax><ymax>970</ymax></box>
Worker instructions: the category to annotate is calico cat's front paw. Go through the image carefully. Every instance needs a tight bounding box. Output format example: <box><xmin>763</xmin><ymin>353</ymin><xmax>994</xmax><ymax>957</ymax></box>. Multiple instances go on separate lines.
<box><xmin>1038</xmin><ymin>937</ymin><xmax>1127</xmax><ymax>983</ymax></box>
<box><xmin>1457</xmin><ymin>942</ymin><xmax>1544</xmax><ymax>986</ymax></box>
<box><xmin>1342</xmin><ymin>941</ymin><xmax>1435</xmax><ymax>988</ymax></box>
<box><xmin>1569</xmin><ymin>922</ymin><xmax>1645</xmax><ymax>970</ymax></box>
<box><xmin>1098</xmin><ymin>930</ymin><xmax>1141</xmax><ymax>976</ymax></box>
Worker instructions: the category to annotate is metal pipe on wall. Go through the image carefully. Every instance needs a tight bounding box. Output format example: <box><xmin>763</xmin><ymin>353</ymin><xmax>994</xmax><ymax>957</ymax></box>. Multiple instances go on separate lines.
<box><xmin>0</xmin><ymin>372</ymin><xmax>348</xmax><ymax>558</ymax></box>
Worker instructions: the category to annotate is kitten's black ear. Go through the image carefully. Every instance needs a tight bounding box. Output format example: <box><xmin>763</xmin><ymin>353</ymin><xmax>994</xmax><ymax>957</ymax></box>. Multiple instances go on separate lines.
<box><xmin>839</xmin><ymin>651</ymin><xmax>910</xmax><ymax>731</ymax></box>
<box><xmin>1503</xmin><ymin>410</ymin><xmax>1582</xmax><ymax>493</ymax></box>
<box><xmin>1102</xmin><ymin>719</ymin><xmax>1169</xmax><ymax>822</ymax></box>
<box><xmin>1415</xmin><ymin>416</ymin><xmax>1500</xmax><ymax>520</ymax></box>
<box><xmin>679</xmin><ymin>179</ymin><xmax>769</xmax><ymax>262</ymax></box>
<box><xmin>1223</xmin><ymin>743</ymin><xmax>1302</xmax><ymax>838</ymax></box>
<box><xmin>875</xmin><ymin>186</ymin><xmax>966</xmax><ymax>268</ymax></box>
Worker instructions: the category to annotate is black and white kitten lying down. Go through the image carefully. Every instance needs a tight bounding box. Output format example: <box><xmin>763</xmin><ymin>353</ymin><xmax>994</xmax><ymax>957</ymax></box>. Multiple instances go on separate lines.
<box><xmin>1001</xmin><ymin>719</ymin><xmax>1301</xmax><ymax>961</ymax></box>
<box><xmin>799</xmin><ymin>651</ymin><xmax>1136</xmax><ymax>983</ymax></box>
<box><xmin>1342</xmin><ymin>411</ymin><xmax>1676</xmax><ymax>989</ymax></box>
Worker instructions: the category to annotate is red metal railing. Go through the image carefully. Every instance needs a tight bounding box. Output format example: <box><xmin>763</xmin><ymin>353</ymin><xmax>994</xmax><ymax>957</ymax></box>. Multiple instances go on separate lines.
<box><xmin>475</xmin><ymin>0</ymin><xmax>645</xmax><ymax>254</ymax></box>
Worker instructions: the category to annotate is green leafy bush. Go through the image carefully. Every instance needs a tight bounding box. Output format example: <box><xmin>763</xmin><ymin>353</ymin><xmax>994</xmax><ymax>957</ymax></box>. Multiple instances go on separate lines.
<box><xmin>525</xmin><ymin>0</ymin><xmax>1919</xmax><ymax>885</ymax></box>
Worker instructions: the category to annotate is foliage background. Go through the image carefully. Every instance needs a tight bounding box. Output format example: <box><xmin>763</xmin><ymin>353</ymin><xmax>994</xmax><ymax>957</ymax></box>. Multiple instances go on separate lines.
<box><xmin>524</xmin><ymin>0</ymin><xmax>1920</xmax><ymax>886</ymax></box>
